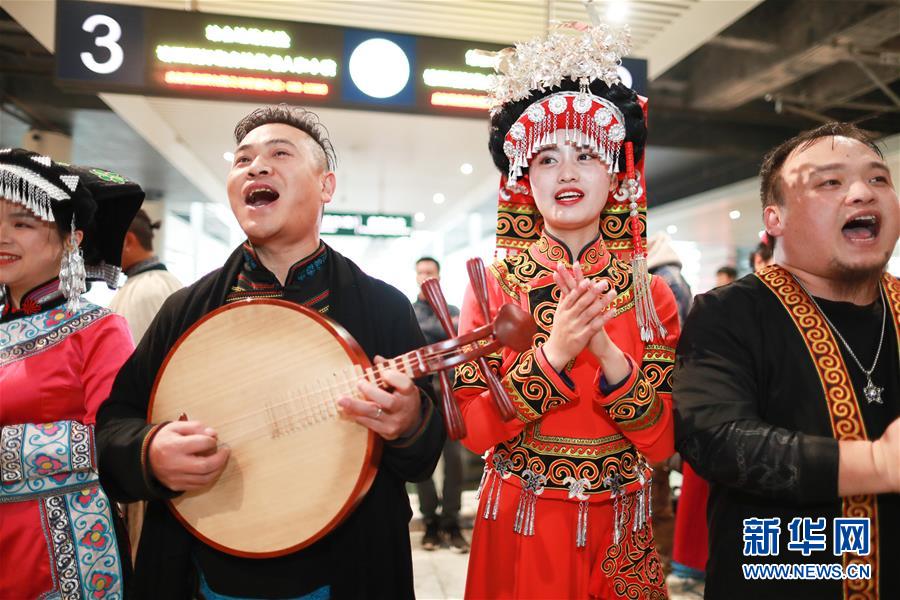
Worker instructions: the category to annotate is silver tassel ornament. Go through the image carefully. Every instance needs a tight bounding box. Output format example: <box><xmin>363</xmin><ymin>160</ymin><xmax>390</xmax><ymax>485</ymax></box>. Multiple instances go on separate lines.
<box><xmin>631</xmin><ymin>253</ymin><xmax>667</xmax><ymax>342</ymax></box>
<box><xmin>513</xmin><ymin>469</ymin><xmax>546</xmax><ymax>536</ymax></box>
<box><xmin>632</xmin><ymin>469</ymin><xmax>647</xmax><ymax>532</ymax></box>
<box><xmin>59</xmin><ymin>219</ymin><xmax>86</xmax><ymax>314</ymax></box>
<box><xmin>604</xmin><ymin>473</ymin><xmax>625</xmax><ymax>545</ymax></box>
<box><xmin>475</xmin><ymin>450</ymin><xmax>491</xmax><ymax>501</ymax></box>
<box><xmin>565</xmin><ymin>476</ymin><xmax>591</xmax><ymax>548</ymax></box>
<box><xmin>482</xmin><ymin>453</ymin><xmax>512</xmax><ymax>521</ymax></box>
<box><xmin>619</xmin><ymin>141</ymin><xmax>667</xmax><ymax>342</ymax></box>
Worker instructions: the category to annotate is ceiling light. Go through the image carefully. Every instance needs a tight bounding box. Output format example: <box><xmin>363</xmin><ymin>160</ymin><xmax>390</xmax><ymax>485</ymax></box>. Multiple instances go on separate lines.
<box><xmin>223</xmin><ymin>151</ymin><xmax>234</xmax><ymax>162</ymax></box>
<box><xmin>729</xmin><ymin>210</ymin><xmax>741</xmax><ymax>220</ymax></box>
<box><xmin>460</xmin><ymin>163</ymin><xmax>473</xmax><ymax>175</ymax></box>
<box><xmin>432</xmin><ymin>193</ymin><xmax>445</xmax><ymax>204</ymax></box>
<box><xmin>607</xmin><ymin>1</ymin><xmax>629</xmax><ymax>23</ymax></box>
<box><xmin>348</xmin><ymin>38</ymin><xmax>410</xmax><ymax>99</ymax></box>
<box><xmin>414</xmin><ymin>212</ymin><xmax>426</xmax><ymax>223</ymax></box>
<box><xmin>666</xmin><ymin>225</ymin><xmax>677</xmax><ymax>235</ymax></box>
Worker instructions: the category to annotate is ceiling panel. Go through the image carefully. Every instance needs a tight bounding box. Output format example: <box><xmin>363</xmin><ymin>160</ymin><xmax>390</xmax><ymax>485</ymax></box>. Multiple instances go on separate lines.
<box><xmin>96</xmin><ymin>0</ymin><xmax>760</xmax><ymax>72</ymax></box>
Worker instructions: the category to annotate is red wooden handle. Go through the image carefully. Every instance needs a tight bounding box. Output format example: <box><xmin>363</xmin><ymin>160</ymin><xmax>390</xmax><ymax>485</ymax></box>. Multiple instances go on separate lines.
<box><xmin>467</xmin><ymin>258</ymin><xmax>517</xmax><ymax>421</ymax></box>
<box><xmin>479</xmin><ymin>357</ymin><xmax>516</xmax><ymax>421</ymax></box>
<box><xmin>421</xmin><ymin>278</ymin><xmax>456</xmax><ymax>337</ymax></box>
<box><xmin>438</xmin><ymin>369</ymin><xmax>466</xmax><ymax>440</ymax></box>
<box><xmin>466</xmin><ymin>258</ymin><xmax>492</xmax><ymax>325</ymax></box>
<box><xmin>421</xmin><ymin>277</ymin><xmax>467</xmax><ymax>437</ymax></box>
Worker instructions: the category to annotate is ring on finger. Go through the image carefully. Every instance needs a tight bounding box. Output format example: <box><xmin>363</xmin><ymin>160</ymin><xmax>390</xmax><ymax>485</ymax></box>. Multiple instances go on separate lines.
<box><xmin>374</xmin><ymin>406</ymin><xmax>383</xmax><ymax>419</ymax></box>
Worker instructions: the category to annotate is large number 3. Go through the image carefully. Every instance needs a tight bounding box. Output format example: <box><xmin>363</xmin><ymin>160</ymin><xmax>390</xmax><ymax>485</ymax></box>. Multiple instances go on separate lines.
<box><xmin>80</xmin><ymin>14</ymin><xmax>124</xmax><ymax>75</ymax></box>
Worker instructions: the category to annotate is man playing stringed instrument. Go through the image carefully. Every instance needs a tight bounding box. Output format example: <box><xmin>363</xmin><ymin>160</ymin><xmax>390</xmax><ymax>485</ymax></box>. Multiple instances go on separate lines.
<box><xmin>96</xmin><ymin>105</ymin><xmax>445</xmax><ymax>599</ymax></box>
<box><xmin>675</xmin><ymin>123</ymin><xmax>900</xmax><ymax>599</ymax></box>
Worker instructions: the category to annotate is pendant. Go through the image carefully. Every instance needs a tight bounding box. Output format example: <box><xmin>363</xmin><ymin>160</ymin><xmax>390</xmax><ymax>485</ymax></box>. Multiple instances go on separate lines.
<box><xmin>863</xmin><ymin>377</ymin><xmax>883</xmax><ymax>405</ymax></box>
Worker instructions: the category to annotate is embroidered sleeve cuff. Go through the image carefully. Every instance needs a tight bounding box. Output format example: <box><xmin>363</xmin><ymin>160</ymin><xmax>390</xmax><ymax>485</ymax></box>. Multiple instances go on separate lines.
<box><xmin>595</xmin><ymin>355</ymin><xmax>664</xmax><ymax>432</ymax></box>
<box><xmin>500</xmin><ymin>347</ymin><xmax>578</xmax><ymax>424</ymax></box>
<box><xmin>1</xmin><ymin>421</ymin><xmax>95</xmax><ymax>484</ymax></box>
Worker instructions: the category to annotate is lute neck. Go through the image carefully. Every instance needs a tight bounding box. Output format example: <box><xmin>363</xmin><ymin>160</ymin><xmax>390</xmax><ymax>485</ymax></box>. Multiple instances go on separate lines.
<box><xmin>363</xmin><ymin>349</ymin><xmax>429</xmax><ymax>386</ymax></box>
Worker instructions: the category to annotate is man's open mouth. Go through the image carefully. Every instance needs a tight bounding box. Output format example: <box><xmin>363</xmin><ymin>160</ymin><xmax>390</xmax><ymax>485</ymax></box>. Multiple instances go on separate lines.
<box><xmin>245</xmin><ymin>186</ymin><xmax>280</xmax><ymax>207</ymax></box>
<box><xmin>842</xmin><ymin>214</ymin><xmax>879</xmax><ymax>241</ymax></box>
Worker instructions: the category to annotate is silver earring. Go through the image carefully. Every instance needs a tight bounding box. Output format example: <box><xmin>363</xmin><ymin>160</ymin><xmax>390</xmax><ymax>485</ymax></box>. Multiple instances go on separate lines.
<box><xmin>59</xmin><ymin>218</ymin><xmax>86</xmax><ymax>313</ymax></box>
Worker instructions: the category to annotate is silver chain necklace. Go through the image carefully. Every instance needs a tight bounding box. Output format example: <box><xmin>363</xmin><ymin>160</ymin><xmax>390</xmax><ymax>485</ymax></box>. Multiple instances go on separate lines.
<box><xmin>796</xmin><ymin>279</ymin><xmax>886</xmax><ymax>405</ymax></box>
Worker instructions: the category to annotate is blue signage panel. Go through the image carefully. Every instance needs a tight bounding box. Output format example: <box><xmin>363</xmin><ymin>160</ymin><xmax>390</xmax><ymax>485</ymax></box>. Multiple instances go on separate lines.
<box><xmin>54</xmin><ymin>1</ymin><xmax>649</xmax><ymax>116</ymax></box>
<box><xmin>341</xmin><ymin>29</ymin><xmax>417</xmax><ymax>108</ymax></box>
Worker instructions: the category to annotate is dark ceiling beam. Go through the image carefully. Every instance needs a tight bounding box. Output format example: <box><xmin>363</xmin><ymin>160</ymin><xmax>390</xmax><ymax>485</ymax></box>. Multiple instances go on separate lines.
<box><xmin>707</xmin><ymin>35</ymin><xmax>777</xmax><ymax>54</ymax></box>
<box><xmin>771</xmin><ymin>93</ymin><xmax>900</xmax><ymax>114</ymax></box>
<box><xmin>782</xmin><ymin>61</ymin><xmax>900</xmax><ymax>110</ymax></box>
<box><xmin>648</xmin><ymin>104</ymin><xmax>807</xmax><ymax>158</ymax></box>
<box><xmin>690</xmin><ymin>2</ymin><xmax>900</xmax><ymax>110</ymax></box>
<box><xmin>850</xmin><ymin>56</ymin><xmax>900</xmax><ymax>107</ymax></box>
<box><xmin>650</xmin><ymin>157</ymin><xmax>760</xmax><ymax>208</ymax></box>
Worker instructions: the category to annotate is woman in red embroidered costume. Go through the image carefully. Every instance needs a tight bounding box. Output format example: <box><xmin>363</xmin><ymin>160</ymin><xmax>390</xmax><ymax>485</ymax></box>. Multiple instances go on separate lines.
<box><xmin>0</xmin><ymin>149</ymin><xmax>143</xmax><ymax>598</ymax></box>
<box><xmin>454</xmin><ymin>24</ymin><xmax>680</xmax><ymax>599</ymax></box>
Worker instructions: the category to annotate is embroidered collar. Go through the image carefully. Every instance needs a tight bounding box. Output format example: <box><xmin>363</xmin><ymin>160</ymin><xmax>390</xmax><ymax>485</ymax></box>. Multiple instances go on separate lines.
<box><xmin>527</xmin><ymin>231</ymin><xmax>611</xmax><ymax>276</ymax></box>
<box><xmin>241</xmin><ymin>241</ymin><xmax>328</xmax><ymax>287</ymax></box>
<box><xmin>124</xmin><ymin>256</ymin><xmax>166</xmax><ymax>278</ymax></box>
<box><xmin>1</xmin><ymin>278</ymin><xmax>66</xmax><ymax>321</ymax></box>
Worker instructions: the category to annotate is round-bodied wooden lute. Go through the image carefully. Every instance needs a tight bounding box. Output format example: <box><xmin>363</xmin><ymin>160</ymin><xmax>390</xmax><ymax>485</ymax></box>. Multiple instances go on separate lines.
<box><xmin>149</xmin><ymin>297</ymin><xmax>533</xmax><ymax>557</ymax></box>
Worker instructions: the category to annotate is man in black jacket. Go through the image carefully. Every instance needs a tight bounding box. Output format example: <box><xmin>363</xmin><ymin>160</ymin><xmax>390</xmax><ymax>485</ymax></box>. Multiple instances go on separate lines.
<box><xmin>96</xmin><ymin>105</ymin><xmax>445</xmax><ymax>599</ymax></box>
<box><xmin>674</xmin><ymin>122</ymin><xmax>900</xmax><ymax>599</ymax></box>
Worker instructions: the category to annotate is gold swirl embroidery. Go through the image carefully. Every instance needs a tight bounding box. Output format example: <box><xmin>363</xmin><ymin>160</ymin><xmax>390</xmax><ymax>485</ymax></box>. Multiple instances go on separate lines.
<box><xmin>601</xmin><ymin>213</ymin><xmax>629</xmax><ymax>239</ymax></box>
<box><xmin>599</xmin><ymin>492</ymin><xmax>667</xmax><ymax>599</ymax></box>
<box><xmin>602</xmin><ymin>368</ymin><xmax>662</xmax><ymax>431</ymax></box>
<box><xmin>502</xmin><ymin>349</ymin><xmax>569</xmax><ymax>423</ymax></box>
<box><xmin>496</xmin><ymin>435</ymin><xmax>648</xmax><ymax>494</ymax></box>
<box><xmin>757</xmin><ymin>265</ymin><xmax>866</xmax><ymax>441</ymax></box>
<box><xmin>758</xmin><ymin>265</ymin><xmax>881</xmax><ymax>600</ymax></box>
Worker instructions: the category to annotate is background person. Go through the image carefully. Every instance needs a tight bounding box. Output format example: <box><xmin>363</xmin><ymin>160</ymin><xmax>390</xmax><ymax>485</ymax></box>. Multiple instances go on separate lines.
<box><xmin>412</xmin><ymin>256</ymin><xmax>469</xmax><ymax>553</ymax></box>
<box><xmin>715</xmin><ymin>265</ymin><xmax>737</xmax><ymax>287</ymax></box>
<box><xmin>110</xmin><ymin>209</ymin><xmax>182</xmax><ymax>344</ymax></box>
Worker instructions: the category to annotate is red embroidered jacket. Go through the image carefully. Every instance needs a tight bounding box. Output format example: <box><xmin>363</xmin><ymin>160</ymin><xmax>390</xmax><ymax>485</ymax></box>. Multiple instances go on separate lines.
<box><xmin>454</xmin><ymin>233</ymin><xmax>680</xmax><ymax>501</ymax></box>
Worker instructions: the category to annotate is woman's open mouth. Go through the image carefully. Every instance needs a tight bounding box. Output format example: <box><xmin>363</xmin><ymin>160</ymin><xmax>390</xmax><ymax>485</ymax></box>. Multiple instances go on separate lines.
<box><xmin>0</xmin><ymin>253</ymin><xmax>20</xmax><ymax>266</ymax></box>
<box><xmin>555</xmin><ymin>188</ymin><xmax>585</xmax><ymax>206</ymax></box>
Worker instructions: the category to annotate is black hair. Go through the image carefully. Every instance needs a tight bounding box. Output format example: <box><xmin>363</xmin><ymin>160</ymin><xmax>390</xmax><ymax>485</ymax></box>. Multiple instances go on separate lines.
<box><xmin>759</xmin><ymin>122</ymin><xmax>883</xmax><ymax>208</ymax></box>
<box><xmin>716</xmin><ymin>265</ymin><xmax>738</xmax><ymax>280</ymax></box>
<box><xmin>416</xmin><ymin>256</ymin><xmax>440</xmax><ymax>272</ymax></box>
<box><xmin>749</xmin><ymin>235</ymin><xmax>776</xmax><ymax>270</ymax></box>
<box><xmin>233</xmin><ymin>104</ymin><xmax>336</xmax><ymax>171</ymax></box>
<box><xmin>128</xmin><ymin>209</ymin><xmax>160</xmax><ymax>251</ymax></box>
<box><xmin>488</xmin><ymin>80</ymin><xmax>647</xmax><ymax>176</ymax></box>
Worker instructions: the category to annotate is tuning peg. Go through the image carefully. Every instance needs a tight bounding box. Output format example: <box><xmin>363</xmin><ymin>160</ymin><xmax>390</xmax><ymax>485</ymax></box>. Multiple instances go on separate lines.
<box><xmin>421</xmin><ymin>278</ymin><xmax>456</xmax><ymax>337</ymax></box>
<box><xmin>466</xmin><ymin>258</ymin><xmax>492</xmax><ymax>325</ymax></box>
<box><xmin>438</xmin><ymin>369</ymin><xmax>466</xmax><ymax>440</ymax></box>
<box><xmin>480</xmin><ymin>357</ymin><xmax>517</xmax><ymax>421</ymax></box>
<box><xmin>465</xmin><ymin>258</ymin><xmax>518</xmax><ymax>422</ymax></box>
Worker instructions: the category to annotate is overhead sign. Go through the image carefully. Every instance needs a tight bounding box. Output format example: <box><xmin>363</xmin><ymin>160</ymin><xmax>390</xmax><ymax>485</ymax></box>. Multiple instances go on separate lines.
<box><xmin>321</xmin><ymin>212</ymin><xmax>413</xmax><ymax>237</ymax></box>
<box><xmin>55</xmin><ymin>0</ymin><xmax>648</xmax><ymax>117</ymax></box>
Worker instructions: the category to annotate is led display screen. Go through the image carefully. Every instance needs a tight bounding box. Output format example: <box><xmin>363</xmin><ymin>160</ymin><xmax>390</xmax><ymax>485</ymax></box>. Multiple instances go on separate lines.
<box><xmin>56</xmin><ymin>0</ymin><xmax>647</xmax><ymax>118</ymax></box>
